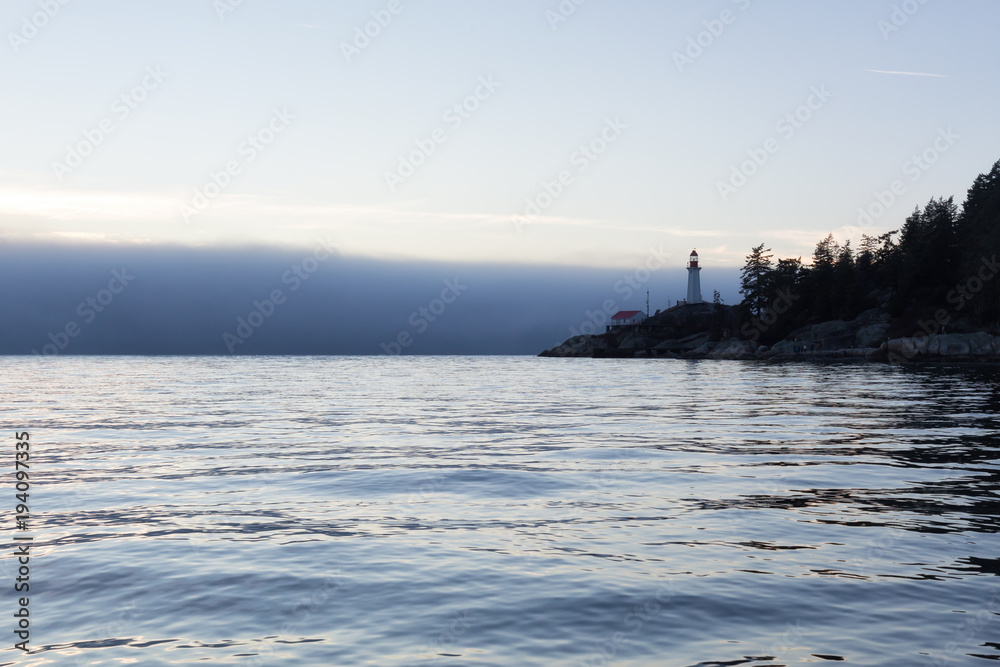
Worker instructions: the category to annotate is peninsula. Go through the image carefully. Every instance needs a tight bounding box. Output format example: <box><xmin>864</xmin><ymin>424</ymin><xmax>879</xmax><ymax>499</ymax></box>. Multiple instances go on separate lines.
<box><xmin>541</xmin><ymin>160</ymin><xmax>1000</xmax><ymax>363</ymax></box>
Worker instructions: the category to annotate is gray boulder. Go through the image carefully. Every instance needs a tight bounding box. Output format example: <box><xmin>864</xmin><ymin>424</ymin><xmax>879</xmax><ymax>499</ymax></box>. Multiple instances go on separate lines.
<box><xmin>856</xmin><ymin>323</ymin><xmax>890</xmax><ymax>348</ymax></box>
<box><xmin>539</xmin><ymin>335</ymin><xmax>599</xmax><ymax>357</ymax></box>
<box><xmin>682</xmin><ymin>341</ymin><xmax>716</xmax><ymax>358</ymax></box>
<box><xmin>708</xmin><ymin>338</ymin><xmax>756</xmax><ymax>360</ymax></box>
<box><xmin>781</xmin><ymin>319</ymin><xmax>857</xmax><ymax>352</ymax></box>
<box><xmin>969</xmin><ymin>332</ymin><xmax>995</xmax><ymax>356</ymax></box>
<box><xmin>886</xmin><ymin>333</ymin><xmax>1000</xmax><ymax>361</ymax></box>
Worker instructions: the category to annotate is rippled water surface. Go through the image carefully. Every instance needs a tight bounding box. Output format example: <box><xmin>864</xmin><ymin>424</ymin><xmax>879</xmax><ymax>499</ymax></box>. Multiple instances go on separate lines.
<box><xmin>1</xmin><ymin>356</ymin><xmax>999</xmax><ymax>666</ymax></box>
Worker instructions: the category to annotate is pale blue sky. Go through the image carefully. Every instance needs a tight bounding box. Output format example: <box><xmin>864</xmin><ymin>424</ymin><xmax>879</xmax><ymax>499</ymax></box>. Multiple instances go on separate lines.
<box><xmin>1</xmin><ymin>0</ymin><xmax>997</xmax><ymax>268</ymax></box>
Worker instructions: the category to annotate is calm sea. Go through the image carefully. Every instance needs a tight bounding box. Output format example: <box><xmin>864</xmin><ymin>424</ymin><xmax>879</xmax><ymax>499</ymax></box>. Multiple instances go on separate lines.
<box><xmin>1</xmin><ymin>357</ymin><xmax>998</xmax><ymax>666</ymax></box>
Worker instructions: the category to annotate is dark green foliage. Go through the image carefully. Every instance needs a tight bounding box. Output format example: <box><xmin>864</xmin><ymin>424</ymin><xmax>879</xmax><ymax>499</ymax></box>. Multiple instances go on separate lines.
<box><xmin>955</xmin><ymin>160</ymin><xmax>1000</xmax><ymax>324</ymax></box>
<box><xmin>738</xmin><ymin>160</ymin><xmax>1000</xmax><ymax>336</ymax></box>
<box><xmin>739</xmin><ymin>244</ymin><xmax>773</xmax><ymax>317</ymax></box>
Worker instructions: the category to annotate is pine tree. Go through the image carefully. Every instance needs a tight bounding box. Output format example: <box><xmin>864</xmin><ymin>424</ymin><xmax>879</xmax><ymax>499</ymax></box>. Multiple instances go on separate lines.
<box><xmin>956</xmin><ymin>160</ymin><xmax>1000</xmax><ymax>324</ymax></box>
<box><xmin>805</xmin><ymin>234</ymin><xmax>839</xmax><ymax>320</ymax></box>
<box><xmin>733</xmin><ymin>157</ymin><xmax>1000</xmax><ymax>335</ymax></box>
<box><xmin>834</xmin><ymin>240</ymin><xmax>859</xmax><ymax>318</ymax></box>
<box><xmin>740</xmin><ymin>244</ymin><xmax>773</xmax><ymax>317</ymax></box>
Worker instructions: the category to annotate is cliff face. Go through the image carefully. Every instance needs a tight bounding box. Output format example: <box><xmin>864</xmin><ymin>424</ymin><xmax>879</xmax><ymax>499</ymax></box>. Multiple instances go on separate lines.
<box><xmin>539</xmin><ymin>304</ymin><xmax>1000</xmax><ymax>363</ymax></box>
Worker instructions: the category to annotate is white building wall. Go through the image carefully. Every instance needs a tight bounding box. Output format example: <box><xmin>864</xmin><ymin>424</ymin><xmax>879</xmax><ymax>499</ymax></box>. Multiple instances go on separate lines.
<box><xmin>686</xmin><ymin>267</ymin><xmax>702</xmax><ymax>304</ymax></box>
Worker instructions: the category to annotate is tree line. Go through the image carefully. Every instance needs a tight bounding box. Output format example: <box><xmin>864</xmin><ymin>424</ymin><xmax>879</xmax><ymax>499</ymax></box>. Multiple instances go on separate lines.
<box><xmin>738</xmin><ymin>159</ymin><xmax>1000</xmax><ymax>344</ymax></box>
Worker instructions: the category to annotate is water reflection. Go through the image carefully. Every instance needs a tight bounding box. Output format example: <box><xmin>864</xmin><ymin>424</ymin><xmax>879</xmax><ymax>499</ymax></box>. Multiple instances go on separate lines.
<box><xmin>0</xmin><ymin>357</ymin><xmax>997</xmax><ymax>666</ymax></box>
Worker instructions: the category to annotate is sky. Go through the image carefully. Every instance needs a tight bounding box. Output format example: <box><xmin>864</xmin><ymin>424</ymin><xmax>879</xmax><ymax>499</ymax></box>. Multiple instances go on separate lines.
<box><xmin>2</xmin><ymin>0</ymin><xmax>998</xmax><ymax>266</ymax></box>
<box><xmin>1</xmin><ymin>1</ymin><xmax>998</xmax><ymax>354</ymax></box>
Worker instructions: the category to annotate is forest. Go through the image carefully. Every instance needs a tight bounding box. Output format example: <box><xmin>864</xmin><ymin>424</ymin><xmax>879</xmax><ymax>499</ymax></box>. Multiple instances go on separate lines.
<box><xmin>738</xmin><ymin>160</ymin><xmax>1000</xmax><ymax>345</ymax></box>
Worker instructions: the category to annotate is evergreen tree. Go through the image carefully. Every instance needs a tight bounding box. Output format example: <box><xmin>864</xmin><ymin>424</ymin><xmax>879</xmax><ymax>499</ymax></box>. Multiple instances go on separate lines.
<box><xmin>734</xmin><ymin>158</ymin><xmax>1000</xmax><ymax>337</ymax></box>
<box><xmin>893</xmin><ymin>197</ymin><xmax>959</xmax><ymax>311</ymax></box>
<box><xmin>812</xmin><ymin>234</ymin><xmax>838</xmax><ymax>271</ymax></box>
<box><xmin>805</xmin><ymin>234</ymin><xmax>839</xmax><ymax>321</ymax></box>
<box><xmin>833</xmin><ymin>241</ymin><xmax>859</xmax><ymax>318</ymax></box>
<box><xmin>773</xmin><ymin>257</ymin><xmax>803</xmax><ymax>295</ymax></box>
<box><xmin>858</xmin><ymin>235</ymin><xmax>878</xmax><ymax>274</ymax></box>
<box><xmin>956</xmin><ymin>160</ymin><xmax>1000</xmax><ymax>323</ymax></box>
<box><xmin>740</xmin><ymin>244</ymin><xmax>773</xmax><ymax>316</ymax></box>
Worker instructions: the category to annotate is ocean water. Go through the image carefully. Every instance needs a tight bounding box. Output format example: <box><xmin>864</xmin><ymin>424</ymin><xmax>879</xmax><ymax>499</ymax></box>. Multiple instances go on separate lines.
<box><xmin>1</xmin><ymin>356</ymin><xmax>998</xmax><ymax>666</ymax></box>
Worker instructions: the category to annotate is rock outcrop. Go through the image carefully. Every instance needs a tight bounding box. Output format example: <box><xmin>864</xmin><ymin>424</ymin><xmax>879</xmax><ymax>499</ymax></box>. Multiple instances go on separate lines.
<box><xmin>539</xmin><ymin>334</ymin><xmax>604</xmax><ymax>358</ymax></box>
<box><xmin>539</xmin><ymin>303</ymin><xmax>739</xmax><ymax>358</ymax></box>
<box><xmin>706</xmin><ymin>338</ymin><xmax>757</xmax><ymax>360</ymax></box>
<box><xmin>885</xmin><ymin>332</ymin><xmax>1000</xmax><ymax>362</ymax></box>
<box><xmin>539</xmin><ymin>303</ymin><xmax>1000</xmax><ymax>363</ymax></box>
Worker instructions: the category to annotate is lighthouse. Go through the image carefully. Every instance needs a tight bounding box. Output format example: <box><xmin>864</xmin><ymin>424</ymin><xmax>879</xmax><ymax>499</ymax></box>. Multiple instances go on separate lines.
<box><xmin>686</xmin><ymin>250</ymin><xmax>703</xmax><ymax>304</ymax></box>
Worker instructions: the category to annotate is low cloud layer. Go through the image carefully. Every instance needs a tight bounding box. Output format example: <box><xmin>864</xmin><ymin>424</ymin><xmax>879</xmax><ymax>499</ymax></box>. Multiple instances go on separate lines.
<box><xmin>0</xmin><ymin>244</ymin><xmax>740</xmax><ymax>355</ymax></box>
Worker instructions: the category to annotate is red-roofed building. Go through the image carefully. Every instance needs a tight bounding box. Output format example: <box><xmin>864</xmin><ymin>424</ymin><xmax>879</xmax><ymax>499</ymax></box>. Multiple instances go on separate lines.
<box><xmin>610</xmin><ymin>310</ymin><xmax>645</xmax><ymax>327</ymax></box>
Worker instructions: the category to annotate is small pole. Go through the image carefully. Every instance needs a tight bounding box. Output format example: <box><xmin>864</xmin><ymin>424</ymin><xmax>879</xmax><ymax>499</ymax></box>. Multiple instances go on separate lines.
<box><xmin>646</xmin><ymin>291</ymin><xmax>650</xmax><ymax>318</ymax></box>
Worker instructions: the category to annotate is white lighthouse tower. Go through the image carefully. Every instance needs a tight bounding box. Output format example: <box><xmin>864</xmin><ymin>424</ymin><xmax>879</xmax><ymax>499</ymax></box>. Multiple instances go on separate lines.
<box><xmin>686</xmin><ymin>249</ymin><xmax>703</xmax><ymax>304</ymax></box>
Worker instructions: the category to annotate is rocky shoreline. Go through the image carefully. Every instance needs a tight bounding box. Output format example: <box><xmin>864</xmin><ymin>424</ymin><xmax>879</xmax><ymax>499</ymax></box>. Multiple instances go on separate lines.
<box><xmin>539</xmin><ymin>303</ymin><xmax>1000</xmax><ymax>363</ymax></box>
